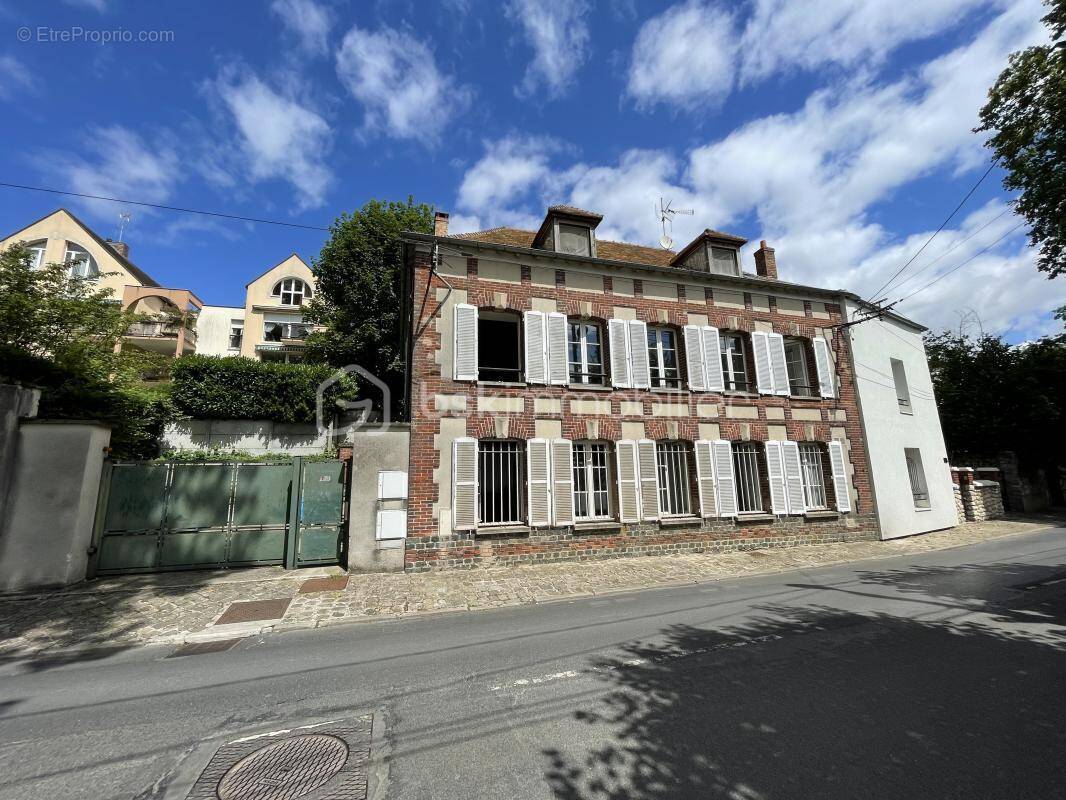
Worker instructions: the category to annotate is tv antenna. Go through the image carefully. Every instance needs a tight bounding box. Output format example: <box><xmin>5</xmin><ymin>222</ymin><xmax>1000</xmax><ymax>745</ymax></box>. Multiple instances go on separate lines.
<box><xmin>116</xmin><ymin>211</ymin><xmax>132</xmax><ymax>242</ymax></box>
<box><xmin>656</xmin><ymin>197</ymin><xmax>692</xmax><ymax>249</ymax></box>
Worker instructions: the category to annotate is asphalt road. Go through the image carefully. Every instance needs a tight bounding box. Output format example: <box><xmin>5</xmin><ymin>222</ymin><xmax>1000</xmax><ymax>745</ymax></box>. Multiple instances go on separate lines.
<box><xmin>1</xmin><ymin>527</ymin><xmax>1065</xmax><ymax>800</ymax></box>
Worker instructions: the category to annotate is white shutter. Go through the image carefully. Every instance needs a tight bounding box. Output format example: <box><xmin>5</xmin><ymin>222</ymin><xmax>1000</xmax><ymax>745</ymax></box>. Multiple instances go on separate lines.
<box><xmin>637</xmin><ymin>439</ymin><xmax>660</xmax><ymax>520</ymax></box>
<box><xmin>768</xmin><ymin>333</ymin><xmax>790</xmax><ymax>397</ymax></box>
<box><xmin>452</xmin><ymin>437</ymin><xmax>478</xmax><ymax>530</ymax></box>
<box><xmin>782</xmin><ymin>440</ymin><xmax>805</xmax><ymax>515</ymax></box>
<box><xmin>712</xmin><ymin>440</ymin><xmax>738</xmax><ymax>517</ymax></box>
<box><xmin>608</xmin><ymin>318</ymin><xmax>632</xmax><ymax>388</ymax></box>
<box><xmin>615</xmin><ymin>440</ymin><xmax>640</xmax><ymax>522</ymax></box>
<box><xmin>828</xmin><ymin>440</ymin><xmax>851</xmax><ymax>512</ymax></box>
<box><xmin>764</xmin><ymin>441</ymin><xmax>789</xmax><ymax>515</ymax></box>
<box><xmin>628</xmin><ymin>320</ymin><xmax>651</xmax><ymax>389</ymax></box>
<box><xmin>702</xmin><ymin>326</ymin><xmax>725</xmax><ymax>392</ymax></box>
<box><xmin>751</xmin><ymin>331</ymin><xmax>774</xmax><ymax>395</ymax></box>
<box><xmin>453</xmin><ymin>304</ymin><xmax>478</xmax><ymax>382</ymax></box>
<box><xmin>527</xmin><ymin>438</ymin><xmax>552</xmax><ymax>526</ymax></box>
<box><xmin>813</xmin><ymin>337</ymin><xmax>835</xmax><ymax>398</ymax></box>
<box><xmin>551</xmin><ymin>439</ymin><xmax>574</xmax><ymax>526</ymax></box>
<box><xmin>694</xmin><ymin>439</ymin><xmax>718</xmax><ymax>517</ymax></box>
<box><xmin>683</xmin><ymin>325</ymin><xmax>707</xmax><ymax>391</ymax></box>
<box><xmin>547</xmin><ymin>312</ymin><xmax>569</xmax><ymax>386</ymax></box>
<box><xmin>524</xmin><ymin>311</ymin><xmax>547</xmax><ymax>385</ymax></box>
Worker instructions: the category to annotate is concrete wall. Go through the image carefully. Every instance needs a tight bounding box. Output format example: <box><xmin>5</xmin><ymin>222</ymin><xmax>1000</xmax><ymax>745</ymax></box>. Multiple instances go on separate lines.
<box><xmin>846</xmin><ymin>303</ymin><xmax>957</xmax><ymax>539</ymax></box>
<box><xmin>0</xmin><ymin>421</ymin><xmax>111</xmax><ymax>593</ymax></box>
<box><xmin>162</xmin><ymin>419</ymin><xmax>330</xmax><ymax>456</ymax></box>
<box><xmin>0</xmin><ymin>385</ymin><xmax>40</xmax><ymax>533</ymax></box>
<box><xmin>345</xmin><ymin>425</ymin><xmax>410</xmax><ymax>573</ymax></box>
<box><xmin>194</xmin><ymin>305</ymin><xmax>245</xmax><ymax>356</ymax></box>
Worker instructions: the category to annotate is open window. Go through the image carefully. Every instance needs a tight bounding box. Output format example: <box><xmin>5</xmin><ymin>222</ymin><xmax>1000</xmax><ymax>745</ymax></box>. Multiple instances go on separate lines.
<box><xmin>568</xmin><ymin>319</ymin><xmax>605</xmax><ymax>385</ymax></box>
<box><xmin>784</xmin><ymin>337</ymin><xmax>816</xmax><ymax>397</ymax></box>
<box><xmin>479</xmin><ymin>310</ymin><xmax>523</xmax><ymax>383</ymax></box>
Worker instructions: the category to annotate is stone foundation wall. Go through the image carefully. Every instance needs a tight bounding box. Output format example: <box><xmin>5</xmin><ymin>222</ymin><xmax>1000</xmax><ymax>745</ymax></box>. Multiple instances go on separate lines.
<box><xmin>951</xmin><ymin>467</ymin><xmax>1005</xmax><ymax>523</ymax></box>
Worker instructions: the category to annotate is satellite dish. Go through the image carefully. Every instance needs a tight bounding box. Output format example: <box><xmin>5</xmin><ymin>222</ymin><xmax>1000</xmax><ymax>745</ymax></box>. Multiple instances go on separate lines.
<box><xmin>656</xmin><ymin>197</ymin><xmax>692</xmax><ymax>249</ymax></box>
<box><xmin>659</xmin><ymin>234</ymin><xmax>674</xmax><ymax>249</ymax></box>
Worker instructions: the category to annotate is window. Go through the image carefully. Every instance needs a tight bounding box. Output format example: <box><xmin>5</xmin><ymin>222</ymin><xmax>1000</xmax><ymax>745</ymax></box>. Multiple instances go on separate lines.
<box><xmin>656</xmin><ymin>441</ymin><xmax>692</xmax><ymax>516</ymax></box>
<box><xmin>27</xmin><ymin>241</ymin><xmax>46</xmax><ymax>269</ymax></box>
<box><xmin>798</xmin><ymin>443</ymin><xmax>828</xmax><ymax>509</ymax></box>
<box><xmin>905</xmin><ymin>448</ymin><xmax>930</xmax><ymax>509</ymax></box>
<box><xmin>733</xmin><ymin>442</ymin><xmax>763</xmax><ymax>513</ymax></box>
<box><xmin>720</xmin><ymin>333</ymin><xmax>750</xmax><ymax>391</ymax></box>
<box><xmin>891</xmin><ymin>358</ymin><xmax>912</xmax><ymax>413</ymax></box>
<box><xmin>710</xmin><ymin>246</ymin><xmax>739</xmax><ymax>276</ymax></box>
<box><xmin>784</xmin><ymin>338</ymin><xmax>815</xmax><ymax>396</ymax></box>
<box><xmin>478</xmin><ymin>311</ymin><xmax>522</xmax><ymax>382</ymax></box>
<box><xmin>64</xmin><ymin>244</ymin><xmax>97</xmax><ymax>278</ymax></box>
<box><xmin>647</xmin><ymin>326</ymin><xmax>681</xmax><ymax>389</ymax></box>
<box><xmin>478</xmin><ymin>440</ymin><xmax>526</xmax><ymax>525</ymax></box>
<box><xmin>557</xmin><ymin>223</ymin><xmax>591</xmax><ymax>256</ymax></box>
<box><xmin>264</xmin><ymin>320</ymin><xmax>310</xmax><ymax>341</ymax></box>
<box><xmin>228</xmin><ymin>320</ymin><xmax>244</xmax><ymax>350</ymax></box>
<box><xmin>272</xmin><ymin>278</ymin><xmax>311</xmax><ymax>306</ymax></box>
<box><xmin>573</xmin><ymin>442</ymin><xmax>613</xmax><ymax>520</ymax></box>
<box><xmin>568</xmin><ymin>321</ymin><xmax>605</xmax><ymax>385</ymax></box>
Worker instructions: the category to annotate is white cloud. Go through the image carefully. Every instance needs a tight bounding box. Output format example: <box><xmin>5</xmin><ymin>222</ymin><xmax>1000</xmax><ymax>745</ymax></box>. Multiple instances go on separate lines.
<box><xmin>626</xmin><ymin>1</ymin><xmax>736</xmax><ymax>111</ymax></box>
<box><xmin>210</xmin><ymin>69</ymin><xmax>333</xmax><ymax>210</ymax></box>
<box><xmin>271</xmin><ymin>0</ymin><xmax>332</xmax><ymax>55</ymax></box>
<box><xmin>0</xmin><ymin>55</ymin><xmax>34</xmax><ymax>100</ymax></box>
<box><xmin>505</xmin><ymin>0</ymin><xmax>591</xmax><ymax>98</ymax></box>
<box><xmin>335</xmin><ymin>25</ymin><xmax>471</xmax><ymax>142</ymax></box>
<box><xmin>457</xmin><ymin>136</ymin><xmax>560</xmax><ymax>212</ymax></box>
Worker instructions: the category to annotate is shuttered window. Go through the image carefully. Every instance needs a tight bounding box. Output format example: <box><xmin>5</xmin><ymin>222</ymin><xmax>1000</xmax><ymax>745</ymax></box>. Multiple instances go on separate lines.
<box><xmin>785</xmin><ymin>339</ymin><xmax>815</xmax><ymax>397</ymax></box>
<box><xmin>647</xmin><ymin>327</ymin><xmax>681</xmax><ymax>389</ymax></box>
<box><xmin>655</xmin><ymin>441</ymin><xmax>692</xmax><ymax>517</ymax></box>
<box><xmin>572</xmin><ymin>442</ymin><xmax>612</xmax><ymax>520</ymax></box>
<box><xmin>481</xmin><ymin>311</ymin><xmax>523</xmax><ymax>383</ymax></box>
<box><xmin>812</xmin><ymin>337</ymin><xmax>836</xmax><ymax>398</ymax></box>
<box><xmin>719</xmin><ymin>333</ymin><xmax>750</xmax><ymax>391</ymax></box>
<box><xmin>732</xmin><ymin>443</ymin><xmax>763</xmax><ymax>513</ymax></box>
<box><xmin>478</xmin><ymin>440</ymin><xmax>526</xmax><ymax>525</ymax></box>
<box><xmin>798</xmin><ymin>443</ymin><xmax>827</xmax><ymax>509</ymax></box>
<box><xmin>568</xmin><ymin>321</ymin><xmax>605</xmax><ymax>385</ymax></box>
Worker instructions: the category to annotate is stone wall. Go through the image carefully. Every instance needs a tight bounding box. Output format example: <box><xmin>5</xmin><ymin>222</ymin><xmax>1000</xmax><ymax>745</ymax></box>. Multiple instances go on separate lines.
<box><xmin>951</xmin><ymin>467</ymin><xmax>1005</xmax><ymax>523</ymax></box>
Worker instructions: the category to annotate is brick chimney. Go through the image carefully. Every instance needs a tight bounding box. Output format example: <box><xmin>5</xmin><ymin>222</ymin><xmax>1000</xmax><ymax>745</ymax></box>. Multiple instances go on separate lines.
<box><xmin>434</xmin><ymin>211</ymin><xmax>450</xmax><ymax>237</ymax></box>
<box><xmin>754</xmin><ymin>240</ymin><xmax>777</xmax><ymax>280</ymax></box>
<box><xmin>106</xmin><ymin>239</ymin><xmax>130</xmax><ymax>259</ymax></box>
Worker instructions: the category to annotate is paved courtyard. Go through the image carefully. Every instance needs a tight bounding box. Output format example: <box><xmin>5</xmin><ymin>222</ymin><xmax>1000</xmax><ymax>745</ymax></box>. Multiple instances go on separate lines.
<box><xmin>0</xmin><ymin>516</ymin><xmax>1061</xmax><ymax>660</ymax></box>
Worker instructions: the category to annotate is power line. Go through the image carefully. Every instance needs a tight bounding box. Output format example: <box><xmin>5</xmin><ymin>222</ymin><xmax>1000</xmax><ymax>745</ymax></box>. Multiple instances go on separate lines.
<box><xmin>868</xmin><ymin>162</ymin><xmax>997</xmax><ymax>302</ymax></box>
<box><xmin>0</xmin><ymin>181</ymin><xmax>331</xmax><ymax>232</ymax></box>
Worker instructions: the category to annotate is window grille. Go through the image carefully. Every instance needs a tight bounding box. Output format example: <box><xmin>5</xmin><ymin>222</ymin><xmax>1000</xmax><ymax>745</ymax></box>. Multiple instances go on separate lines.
<box><xmin>732</xmin><ymin>442</ymin><xmax>763</xmax><ymax>512</ymax></box>
<box><xmin>568</xmin><ymin>322</ymin><xmax>605</xmax><ymax>385</ymax></box>
<box><xmin>478</xmin><ymin>440</ymin><xmax>526</xmax><ymax>524</ymax></box>
<box><xmin>656</xmin><ymin>441</ymin><xmax>692</xmax><ymax>516</ymax></box>
<box><xmin>798</xmin><ymin>443</ymin><xmax>827</xmax><ymax>509</ymax></box>
<box><xmin>573</xmin><ymin>442</ymin><xmax>612</xmax><ymax>519</ymax></box>
<box><xmin>905</xmin><ymin>448</ymin><xmax>930</xmax><ymax>508</ymax></box>
<box><xmin>647</xmin><ymin>327</ymin><xmax>682</xmax><ymax>389</ymax></box>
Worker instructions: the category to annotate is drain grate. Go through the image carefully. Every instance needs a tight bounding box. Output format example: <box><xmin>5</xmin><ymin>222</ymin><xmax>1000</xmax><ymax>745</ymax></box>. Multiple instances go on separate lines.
<box><xmin>167</xmin><ymin>639</ymin><xmax>242</xmax><ymax>659</ymax></box>
<box><xmin>299</xmin><ymin>576</ymin><xmax>350</xmax><ymax>594</ymax></box>
<box><xmin>185</xmin><ymin>716</ymin><xmax>372</xmax><ymax>800</ymax></box>
<box><xmin>215</xmin><ymin>598</ymin><xmax>292</xmax><ymax>625</ymax></box>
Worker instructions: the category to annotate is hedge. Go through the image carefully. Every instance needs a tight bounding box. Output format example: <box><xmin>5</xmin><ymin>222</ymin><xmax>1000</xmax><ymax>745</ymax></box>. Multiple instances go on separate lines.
<box><xmin>170</xmin><ymin>355</ymin><xmax>359</xmax><ymax>425</ymax></box>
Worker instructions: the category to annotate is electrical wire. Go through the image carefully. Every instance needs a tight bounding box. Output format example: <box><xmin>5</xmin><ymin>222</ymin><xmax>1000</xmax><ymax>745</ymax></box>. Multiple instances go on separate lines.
<box><xmin>0</xmin><ymin>180</ymin><xmax>331</xmax><ymax>232</ymax></box>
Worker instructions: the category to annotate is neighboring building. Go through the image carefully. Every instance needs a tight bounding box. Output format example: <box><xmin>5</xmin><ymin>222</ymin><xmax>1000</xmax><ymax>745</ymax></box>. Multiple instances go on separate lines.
<box><xmin>196</xmin><ymin>254</ymin><xmax>316</xmax><ymax>362</ymax></box>
<box><xmin>399</xmin><ymin>206</ymin><xmax>883</xmax><ymax>571</ymax></box>
<box><xmin>1</xmin><ymin>208</ymin><xmax>203</xmax><ymax>357</ymax></box>
<box><xmin>846</xmin><ymin>302</ymin><xmax>956</xmax><ymax>539</ymax></box>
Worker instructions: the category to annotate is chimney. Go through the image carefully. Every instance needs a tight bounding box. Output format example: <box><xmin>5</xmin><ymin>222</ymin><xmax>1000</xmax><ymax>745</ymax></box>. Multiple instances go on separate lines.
<box><xmin>106</xmin><ymin>239</ymin><xmax>130</xmax><ymax>259</ymax></box>
<box><xmin>434</xmin><ymin>211</ymin><xmax>450</xmax><ymax>237</ymax></box>
<box><xmin>754</xmin><ymin>240</ymin><xmax>777</xmax><ymax>280</ymax></box>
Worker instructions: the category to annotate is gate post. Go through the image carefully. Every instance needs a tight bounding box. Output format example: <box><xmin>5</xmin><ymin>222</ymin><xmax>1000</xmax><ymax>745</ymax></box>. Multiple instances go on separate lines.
<box><xmin>284</xmin><ymin>456</ymin><xmax>304</xmax><ymax>569</ymax></box>
<box><xmin>85</xmin><ymin>459</ymin><xmax>114</xmax><ymax>580</ymax></box>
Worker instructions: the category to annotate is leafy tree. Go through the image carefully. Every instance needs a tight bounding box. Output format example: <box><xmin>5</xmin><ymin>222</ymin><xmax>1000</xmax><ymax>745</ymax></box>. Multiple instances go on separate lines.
<box><xmin>977</xmin><ymin>0</ymin><xmax>1066</xmax><ymax>277</ymax></box>
<box><xmin>304</xmin><ymin>198</ymin><xmax>434</xmax><ymax>412</ymax></box>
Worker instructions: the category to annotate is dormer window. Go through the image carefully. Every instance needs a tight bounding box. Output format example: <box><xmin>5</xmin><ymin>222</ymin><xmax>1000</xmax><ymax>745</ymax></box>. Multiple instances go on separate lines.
<box><xmin>710</xmin><ymin>246</ymin><xmax>740</xmax><ymax>276</ymax></box>
<box><xmin>272</xmin><ymin>277</ymin><xmax>312</xmax><ymax>306</ymax></box>
<box><xmin>671</xmin><ymin>229</ymin><xmax>747</xmax><ymax>275</ymax></box>
<box><xmin>558</xmin><ymin>223</ymin><xmax>592</xmax><ymax>257</ymax></box>
<box><xmin>532</xmin><ymin>205</ymin><xmax>602</xmax><ymax>256</ymax></box>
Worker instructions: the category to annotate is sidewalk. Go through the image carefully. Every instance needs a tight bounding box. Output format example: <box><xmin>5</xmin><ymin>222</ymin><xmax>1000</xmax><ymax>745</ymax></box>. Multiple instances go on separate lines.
<box><xmin>1</xmin><ymin>516</ymin><xmax>1062</xmax><ymax>660</ymax></box>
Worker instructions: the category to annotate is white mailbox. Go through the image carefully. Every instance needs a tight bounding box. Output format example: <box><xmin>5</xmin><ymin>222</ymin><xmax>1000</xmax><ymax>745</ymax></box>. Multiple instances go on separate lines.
<box><xmin>375</xmin><ymin>470</ymin><xmax>408</xmax><ymax>541</ymax></box>
<box><xmin>377</xmin><ymin>470</ymin><xmax>408</xmax><ymax>500</ymax></box>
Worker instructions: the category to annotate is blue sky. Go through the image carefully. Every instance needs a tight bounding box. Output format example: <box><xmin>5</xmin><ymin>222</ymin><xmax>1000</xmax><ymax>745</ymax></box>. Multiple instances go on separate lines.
<box><xmin>0</xmin><ymin>0</ymin><xmax>1056</xmax><ymax>338</ymax></box>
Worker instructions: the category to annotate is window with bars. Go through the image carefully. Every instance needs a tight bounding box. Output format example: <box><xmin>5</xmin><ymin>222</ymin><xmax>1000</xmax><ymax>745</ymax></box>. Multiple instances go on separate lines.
<box><xmin>905</xmin><ymin>448</ymin><xmax>930</xmax><ymax>509</ymax></box>
<box><xmin>732</xmin><ymin>442</ymin><xmax>763</xmax><ymax>513</ymax></box>
<box><xmin>478</xmin><ymin>440</ymin><xmax>526</xmax><ymax>525</ymax></box>
<box><xmin>647</xmin><ymin>326</ymin><xmax>682</xmax><ymax>389</ymax></box>
<box><xmin>573</xmin><ymin>442</ymin><xmax>613</xmax><ymax>520</ymax></box>
<box><xmin>272</xmin><ymin>277</ymin><xmax>312</xmax><ymax>306</ymax></box>
<box><xmin>785</xmin><ymin>338</ymin><xmax>815</xmax><ymax>397</ymax></box>
<box><xmin>798</xmin><ymin>443</ymin><xmax>828</xmax><ymax>509</ymax></box>
<box><xmin>656</xmin><ymin>441</ymin><xmax>692</xmax><ymax>516</ymax></box>
<box><xmin>720</xmin><ymin>333</ymin><xmax>750</xmax><ymax>391</ymax></box>
<box><xmin>568</xmin><ymin>321</ymin><xmax>605</xmax><ymax>385</ymax></box>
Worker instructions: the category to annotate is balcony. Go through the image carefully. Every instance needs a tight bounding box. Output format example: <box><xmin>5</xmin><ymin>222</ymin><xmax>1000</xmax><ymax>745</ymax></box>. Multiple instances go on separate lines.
<box><xmin>124</xmin><ymin>320</ymin><xmax>197</xmax><ymax>355</ymax></box>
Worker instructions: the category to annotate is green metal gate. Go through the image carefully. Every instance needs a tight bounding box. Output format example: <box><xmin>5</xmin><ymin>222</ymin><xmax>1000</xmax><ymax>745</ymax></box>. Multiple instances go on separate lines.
<box><xmin>93</xmin><ymin>457</ymin><xmax>347</xmax><ymax>575</ymax></box>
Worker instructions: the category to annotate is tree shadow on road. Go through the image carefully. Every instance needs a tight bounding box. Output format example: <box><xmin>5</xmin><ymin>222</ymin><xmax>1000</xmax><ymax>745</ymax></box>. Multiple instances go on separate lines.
<box><xmin>543</xmin><ymin>561</ymin><xmax>1066</xmax><ymax>799</ymax></box>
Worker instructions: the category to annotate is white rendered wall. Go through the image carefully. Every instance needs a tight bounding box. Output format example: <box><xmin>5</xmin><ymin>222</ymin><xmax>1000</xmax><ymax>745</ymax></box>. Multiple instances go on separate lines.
<box><xmin>194</xmin><ymin>305</ymin><xmax>244</xmax><ymax>356</ymax></box>
<box><xmin>846</xmin><ymin>301</ymin><xmax>957</xmax><ymax>539</ymax></box>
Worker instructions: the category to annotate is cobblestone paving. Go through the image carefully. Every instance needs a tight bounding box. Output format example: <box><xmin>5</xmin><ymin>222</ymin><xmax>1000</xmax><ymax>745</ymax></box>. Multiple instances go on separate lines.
<box><xmin>1</xmin><ymin>517</ymin><xmax>1061</xmax><ymax>658</ymax></box>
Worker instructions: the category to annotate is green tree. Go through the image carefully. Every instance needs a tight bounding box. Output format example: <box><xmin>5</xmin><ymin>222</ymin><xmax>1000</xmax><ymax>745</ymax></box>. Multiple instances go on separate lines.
<box><xmin>977</xmin><ymin>0</ymin><xmax>1066</xmax><ymax>277</ymax></box>
<box><xmin>304</xmin><ymin>198</ymin><xmax>434</xmax><ymax>411</ymax></box>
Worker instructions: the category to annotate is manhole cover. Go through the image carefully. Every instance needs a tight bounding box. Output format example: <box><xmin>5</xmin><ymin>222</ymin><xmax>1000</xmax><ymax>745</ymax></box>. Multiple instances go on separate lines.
<box><xmin>217</xmin><ymin>734</ymin><xmax>348</xmax><ymax>800</ymax></box>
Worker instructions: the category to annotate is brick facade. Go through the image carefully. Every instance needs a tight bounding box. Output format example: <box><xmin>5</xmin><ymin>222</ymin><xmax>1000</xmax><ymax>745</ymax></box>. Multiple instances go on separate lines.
<box><xmin>404</xmin><ymin>240</ymin><xmax>880</xmax><ymax>571</ymax></box>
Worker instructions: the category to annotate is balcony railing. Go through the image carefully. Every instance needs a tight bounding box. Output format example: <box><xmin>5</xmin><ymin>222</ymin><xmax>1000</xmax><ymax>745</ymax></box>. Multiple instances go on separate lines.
<box><xmin>126</xmin><ymin>321</ymin><xmax>194</xmax><ymax>340</ymax></box>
